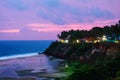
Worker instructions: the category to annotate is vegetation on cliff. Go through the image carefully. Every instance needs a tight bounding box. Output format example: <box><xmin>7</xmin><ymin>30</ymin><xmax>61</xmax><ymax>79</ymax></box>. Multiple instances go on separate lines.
<box><xmin>57</xmin><ymin>20</ymin><xmax>120</xmax><ymax>41</ymax></box>
<box><xmin>44</xmin><ymin>20</ymin><xmax>120</xmax><ymax>80</ymax></box>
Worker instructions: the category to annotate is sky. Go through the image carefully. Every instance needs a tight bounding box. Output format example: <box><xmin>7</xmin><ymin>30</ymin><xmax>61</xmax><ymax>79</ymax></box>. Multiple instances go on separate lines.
<box><xmin>0</xmin><ymin>0</ymin><xmax>120</xmax><ymax>40</ymax></box>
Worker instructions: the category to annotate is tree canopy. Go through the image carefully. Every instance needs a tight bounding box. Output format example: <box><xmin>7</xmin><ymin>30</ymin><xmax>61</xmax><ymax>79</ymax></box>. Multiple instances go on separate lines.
<box><xmin>58</xmin><ymin>20</ymin><xmax>120</xmax><ymax>40</ymax></box>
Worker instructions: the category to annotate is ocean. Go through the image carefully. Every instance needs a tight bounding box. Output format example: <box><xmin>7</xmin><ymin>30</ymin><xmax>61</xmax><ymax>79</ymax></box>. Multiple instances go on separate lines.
<box><xmin>0</xmin><ymin>40</ymin><xmax>65</xmax><ymax>79</ymax></box>
<box><xmin>0</xmin><ymin>40</ymin><xmax>53</xmax><ymax>60</ymax></box>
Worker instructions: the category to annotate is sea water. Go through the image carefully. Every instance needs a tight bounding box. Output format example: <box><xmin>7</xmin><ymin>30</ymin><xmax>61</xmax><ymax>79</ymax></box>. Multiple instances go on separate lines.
<box><xmin>0</xmin><ymin>40</ymin><xmax>53</xmax><ymax>60</ymax></box>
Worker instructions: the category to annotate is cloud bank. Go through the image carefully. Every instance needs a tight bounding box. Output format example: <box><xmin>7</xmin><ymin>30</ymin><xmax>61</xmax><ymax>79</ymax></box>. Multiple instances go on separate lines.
<box><xmin>0</xmin><ymin>0</ymin><xmax>120</xmax><ymax>40</ymax></box>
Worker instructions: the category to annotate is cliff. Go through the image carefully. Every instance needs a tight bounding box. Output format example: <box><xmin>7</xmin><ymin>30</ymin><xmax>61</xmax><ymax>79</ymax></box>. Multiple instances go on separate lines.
<box><xmin>43</xmin><ymin>21</ymin><xmax>120</xmax><ymax>80</ymax></box>
<box><xmin>44</xmin><ymin>41</ymin><xmax>120</xmax><ymax>63</ymax></box>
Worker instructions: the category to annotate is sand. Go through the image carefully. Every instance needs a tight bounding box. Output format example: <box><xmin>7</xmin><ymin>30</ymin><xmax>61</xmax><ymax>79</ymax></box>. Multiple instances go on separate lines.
<box><xmin>0</xmin><ymin>54</ymin><xmax>67</xmax><ymax>80</ymax></box>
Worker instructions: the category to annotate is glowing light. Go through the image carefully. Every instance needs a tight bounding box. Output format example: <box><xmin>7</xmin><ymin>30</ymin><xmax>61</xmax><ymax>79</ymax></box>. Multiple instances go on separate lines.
<box><xmin>59</xmin><ymin>39</ymin><xmax>65</xmax><ymax>43</ymax></box>
<box><xmin>94</xmin><ymin>40</ymin><xmax>98</xmax><ymax>43</ymax></box>
<box><xmin>97</xmin><ymin>40</ymin><xmax>100</xmax><ymax>42</ymax></box>
<box><xmin>85</xmin><ymin>40</ymin><xmax>89</xmax><ymax>43</ymax></box>
<box><xmin>85</xmin><ymin>40</ymin><xmax>92</xmax><ymax>43</ymax></box>
<box><xmin>102</xmin><ymin>35</ymin><xmax>107</xmax><ymax>41</ymax></box>
<box><xmin>65</xmin><ymin>64</ymin><xmax>68</xmax><ymax>68</ymax></box>
<box><xmin>65</xmin><ymin>40</ymin><xmax>69</xmax><ymax>43</ymax></box>
<box><xmin>59</xmin><ymin>39</ymin><xmax>69</xmax><ymax>43</ymax></box>
<box><xmin>76</xmin><ymin>40</ymin><xmax>80</xmax><ymax>43</ymax></box>
<box><xmin>115</xmin><ymin>40</ymin><xmax>119</xmax><ymax>43</ymax></box>
<box><xmin>94</xmin><ymin>40</ymin><xmax>101</xmax><ymax>43</ymax></box>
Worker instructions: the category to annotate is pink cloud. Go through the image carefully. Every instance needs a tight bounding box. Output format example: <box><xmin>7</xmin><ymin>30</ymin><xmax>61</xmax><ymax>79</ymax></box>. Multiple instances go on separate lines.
<box><xmin>93</xmin><ymin>19</ymin><xmax>119</xmax><ymax>24</ymax></box>
<box><xmin>27</xmin><ymin>19</ymin><xmax>119</xmax><ymax>32</ymax></box>
<box><xmin>27</xmin><ymin>24</ymin><xmax>85</xmax><ymax>32</ymax></box>
<box><xmin>0</xmin><ymin>29</ymin><xmax>20</xmax><ymax>33</ymax></box>
<box><xmin>0</xmin><ymin>0</ymin><xmax>119</xmax><ymax>40</ymax></box>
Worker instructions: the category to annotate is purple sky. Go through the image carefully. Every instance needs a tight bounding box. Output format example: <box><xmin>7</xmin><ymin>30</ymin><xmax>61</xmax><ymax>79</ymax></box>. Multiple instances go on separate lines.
<box><xmin>0</xmin><ymin>0</ymin><xmax>120</xmax><ymax>40</ymax></box>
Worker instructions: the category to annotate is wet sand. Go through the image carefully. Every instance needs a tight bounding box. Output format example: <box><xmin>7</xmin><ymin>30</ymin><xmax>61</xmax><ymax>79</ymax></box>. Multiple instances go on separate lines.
<box><xmin>0</xmin><ymin>54</ymin><xmax>67</xmax><ymax>80</ymax></box>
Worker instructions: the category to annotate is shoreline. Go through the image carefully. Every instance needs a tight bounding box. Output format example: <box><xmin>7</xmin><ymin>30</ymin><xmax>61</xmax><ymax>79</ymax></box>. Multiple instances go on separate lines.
<box><xmin>0</xmin><ymin>53</ymin><xmax>39</xmax><ymax>61</ymax></box>
<box><xmin>0</xmin><ymin>54</ymin><xmax>67</xmax><ymax>80</ymax></box>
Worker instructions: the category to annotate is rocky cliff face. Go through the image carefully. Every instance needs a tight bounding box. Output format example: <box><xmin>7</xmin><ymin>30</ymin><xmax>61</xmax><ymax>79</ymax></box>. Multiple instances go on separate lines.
<box><xmin>44</xmin><ymin>42</ymin><xmax>120</xmax><ymax>63</ymax></box>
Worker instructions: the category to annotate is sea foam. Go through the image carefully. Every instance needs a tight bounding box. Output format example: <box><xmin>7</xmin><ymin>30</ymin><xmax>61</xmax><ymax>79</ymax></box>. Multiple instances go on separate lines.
<box><xmin>0</xmin><ymin>53</ymin><xmax>39</xmax><ymax>60</ymax></box>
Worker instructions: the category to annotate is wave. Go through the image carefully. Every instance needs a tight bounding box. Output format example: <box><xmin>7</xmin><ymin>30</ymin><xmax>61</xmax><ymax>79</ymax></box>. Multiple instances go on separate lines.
<box><xmin>0</xmin><ymin>52</ymin><xmax>39</xmax><ymax>60</ymax></box>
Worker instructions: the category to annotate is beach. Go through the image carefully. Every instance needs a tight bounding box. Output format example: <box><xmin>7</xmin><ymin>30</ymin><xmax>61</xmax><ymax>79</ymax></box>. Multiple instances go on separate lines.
<box><xmin>0</xmin><ymin>54</ymin><xmax>67</xmax><ymax>80</ymax></box>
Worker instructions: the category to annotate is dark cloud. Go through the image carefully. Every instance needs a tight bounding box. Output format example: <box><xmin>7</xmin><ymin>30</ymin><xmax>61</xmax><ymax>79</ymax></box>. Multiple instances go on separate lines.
<box><xmin>90</xmin><ymin>7</ymin><xmax>114</xmax><ymax>19</ymax></box>
<box><xmin>52</xmin><ymin>18</ymin><xmax>66</xmax><ymax>25</ymax></box>
<box><xmin>0</xmin><ymin>17</ymin><xmax>5</xmax><ymax>21</ymax></box>
<box><xmin>36</xmin><ymin>0</ymin><xmax>60</xmax><ymax>9</ymax></box>
<box><xmin>38</xmin><ymin>7</ymin><xmax>66</xmax><ymax>25</ymax></box>
<box><xmin>19</xmin><ymin>28</ymin><xmax>57</xmax><ymax>40</ymax></box>
<box><xmin>3</xmin><ymin>0</ymin><xmax>27</xmax><ymax>10</ymax></box>
<box><xmin>38</xmin><ymin>11</ymin><xmax>50</xmax><ymax>19</ymax></box>
<box><xmin>1</xmin><ymin>0</ymin><xmax>116</xmax><ymax>25</ymax></box>
<box><xmin>78</xmin><ymin>0</ymin><xmax>91</xmax><ymax>3</ymax></box>
<box><xmin>20</xmin><ymin>28</ymin><xmax>38</xmax><ymax>33</ymax></box>
<box><xmin>37</xmin><ymin>2</ymin><xmax>115</xmax><ymax>25</ymax></box>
